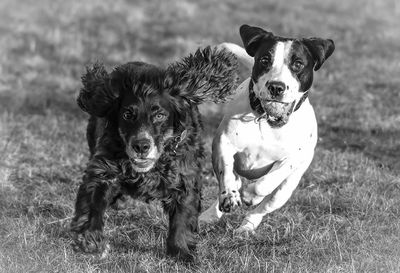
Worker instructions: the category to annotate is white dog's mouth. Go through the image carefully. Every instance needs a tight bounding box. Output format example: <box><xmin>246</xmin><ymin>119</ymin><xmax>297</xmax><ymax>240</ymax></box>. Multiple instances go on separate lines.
<box><xmin>264</xmin><ymin>99</ymin><xmax>290</xmax><ymax>104</ymax></box>
<box><xmin>257</xmin><ymin>99</ymin><xmax>296</xmax><ymax>127</ymax></box>
<box><xmin>261</xmin><ymin>100</ymin><xmax>294</xmax><ymax>117</ymax></box>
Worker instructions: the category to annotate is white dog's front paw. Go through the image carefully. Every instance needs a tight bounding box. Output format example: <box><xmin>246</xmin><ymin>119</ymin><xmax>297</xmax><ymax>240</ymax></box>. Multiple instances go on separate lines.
<box><xmin>219</xmin><ymin>189</ymin><xmax>242</xmax><ymax>213</ymax></box>
<box><xmin>241</xmin><ymin>184</ymin><xmax>265</xmax><ymax>206</ymax></box>
<box><xmin>233</xmin><ymin>224</ymin><xmax>255</xmax><ymax>238</ymax></box>
<box><xmin>234</xmin><ymin>215</ymin><xmax>263</xmax><ymax>237</ymax></box>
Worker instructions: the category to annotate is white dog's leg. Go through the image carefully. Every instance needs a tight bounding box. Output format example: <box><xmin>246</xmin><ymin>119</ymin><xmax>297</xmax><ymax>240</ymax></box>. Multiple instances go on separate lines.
<box><xmin>199</xmin><ymin>132</ymin><xmax>242</xmax><ymax>224</ymax></box>
<box><xmin>241</xmin><ymin>150</ymin><xmax>315</xmax><ymax>205</ymax></box>
<box><xmin>241</xmin><ymin>158</ymin><xmax>296</xmax><ymax>206</ymax></box>
<box><xmin>214</xmin><ymin>134</ymin><xmax>243</xmax><ymax>212</ymax></box>
<box><xmin>235</xmin><ymin>166</ymin><xmax>306</xmax><ymax>235</ymax></box>
<box><xmin>211</xmin><ymin>132</ymin><xmax>243</xmax><ymax>213</ymax></box>
<box><xmin>235</xmin><ymin>156</ymin><xmax>313</xmax><ymax>235</ymax></box>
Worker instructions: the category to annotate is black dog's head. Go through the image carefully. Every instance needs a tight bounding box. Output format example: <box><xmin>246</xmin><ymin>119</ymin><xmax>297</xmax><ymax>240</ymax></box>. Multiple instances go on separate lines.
<box><xmin>77</xmin><ymin>47</ymin><xmax>238</xmax><ymax>172</ymax></box>
<box><xmin>240</xmin><ymin>24</ymin><xmax>335</xmax><ymax>125</ymax></box>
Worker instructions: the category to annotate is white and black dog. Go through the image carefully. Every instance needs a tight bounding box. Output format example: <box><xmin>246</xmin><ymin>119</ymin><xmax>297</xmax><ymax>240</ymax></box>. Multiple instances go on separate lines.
<box><xmin>199</xmin><ymin>24</ymin><xmax>335</xmax><ymax>234</ymax></box>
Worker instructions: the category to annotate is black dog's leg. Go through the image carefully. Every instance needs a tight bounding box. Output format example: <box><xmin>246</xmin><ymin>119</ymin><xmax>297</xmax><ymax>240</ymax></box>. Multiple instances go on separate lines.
<box><xmin>70</xmin><ymin>173</ymin><xmax>117</xmax><ymax>254</ymax></box>
<box><xmin>165</xmin><ymin>187</ymin><xmax>201</xmax><ymax>262</ymax></box>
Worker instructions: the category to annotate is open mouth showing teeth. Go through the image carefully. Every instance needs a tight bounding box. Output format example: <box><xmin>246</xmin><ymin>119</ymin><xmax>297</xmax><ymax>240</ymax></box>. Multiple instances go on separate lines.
<box><xmin>264</xmin><ymin>99</ymin><xmax>290</xmax><ymax>105</ymax></box>
<box><xmin>261</xmin><ymin>100</ymin><xmax>294</xmax><ymax>117</ymax></box>
<box><xmin>267</xmin><ymin>115</ymin><xmax>280</xmax><ymax>122</ymax></box>
<box><xmin>257</xmin><ymin>99</ymin><xmax>296</xmax><ymax>127</ymax></box>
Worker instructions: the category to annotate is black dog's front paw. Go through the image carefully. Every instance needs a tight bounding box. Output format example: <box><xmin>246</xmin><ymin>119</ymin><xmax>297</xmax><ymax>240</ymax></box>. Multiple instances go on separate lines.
<box><xmin>166</xmin><ymin>235</ymin><xmax>197</xmax><ymax>263</ymax></box>
<box><xmin>72</xmin><ymin>230</ymin><xmax>107</xmax><ymax>254</ymax></box>
<box><xmin>167</xmin><ymin>242</ymin><xmax>196</xmax><ymax>263</ymax></box>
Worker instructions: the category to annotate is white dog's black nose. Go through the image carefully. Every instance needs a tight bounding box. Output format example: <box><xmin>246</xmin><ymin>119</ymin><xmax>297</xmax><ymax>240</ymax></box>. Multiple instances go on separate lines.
<box><xmin>266</xmin><ymin>81</ymin><xmax>286</xmax><ymax>97</ymax></box>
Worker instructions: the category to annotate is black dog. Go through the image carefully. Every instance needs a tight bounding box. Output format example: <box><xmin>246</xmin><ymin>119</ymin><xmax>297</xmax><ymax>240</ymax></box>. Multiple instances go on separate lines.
<box><xmin>70</xmin><ymin>47</ymin><xmax>238</xmax><ymax>261</ymax></box>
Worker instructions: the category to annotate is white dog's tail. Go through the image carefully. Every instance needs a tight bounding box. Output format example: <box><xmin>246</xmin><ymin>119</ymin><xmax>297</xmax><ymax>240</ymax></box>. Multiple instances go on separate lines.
<box><xmin>218</xmin><ymin>43</ymin><xmax>254</xmax><ymax>70</ymax></box>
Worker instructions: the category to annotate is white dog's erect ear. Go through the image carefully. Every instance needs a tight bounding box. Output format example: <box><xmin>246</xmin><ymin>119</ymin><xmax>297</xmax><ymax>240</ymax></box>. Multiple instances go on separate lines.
<box><xmin>239</xmin><ymin>24</ymin><xmax>274</xmax><ymax>57</ymax></box>
<box><xmin>302</xmin><ymin>38</ymin><xmax>335</xmax><ymax>71</ymax></box>
<box><xmin>77</xmin><ymin>63</ymin><xmax>119</xmax><ymax>117</ymax></box>
<box><xmin>166</xmin><ymin>46</ymin><xmax>239</xmax><ymax>105</ymax></box>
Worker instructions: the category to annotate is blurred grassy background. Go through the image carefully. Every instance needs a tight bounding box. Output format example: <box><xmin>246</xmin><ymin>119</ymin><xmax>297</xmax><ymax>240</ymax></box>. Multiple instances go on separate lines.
<box><xmin>0</xmin><ymin>0</ymin><xmax>399</xmax><ymax>272</ymax></box>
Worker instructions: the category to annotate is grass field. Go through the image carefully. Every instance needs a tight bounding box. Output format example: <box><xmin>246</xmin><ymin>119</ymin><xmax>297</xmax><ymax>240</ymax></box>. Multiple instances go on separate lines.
<box><xmin>1</xmin><ymin>0</ymin><xmax>400</xmax><ymax>272</ymax></box>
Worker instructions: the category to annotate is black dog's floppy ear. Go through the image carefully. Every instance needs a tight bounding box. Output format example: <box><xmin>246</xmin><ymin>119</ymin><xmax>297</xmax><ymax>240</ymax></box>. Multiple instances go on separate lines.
<box><xmin>239</xmin><ymin>24</ymin><xmax>274</xmax><ymax>57</ymax></box>
<box><xmin>77</xmin><ymin>63</ymin><xmax>119</xmax><ymax>117</ymax></box>
<box><xmin>166</xmin><ymin>46</ymin><xmax>239</xmax><ymax>104</ymax></box>
<box><xmin>302</xmin><ymin>38</ymin><xmax>335</xmax><ymax>71</ymax></box>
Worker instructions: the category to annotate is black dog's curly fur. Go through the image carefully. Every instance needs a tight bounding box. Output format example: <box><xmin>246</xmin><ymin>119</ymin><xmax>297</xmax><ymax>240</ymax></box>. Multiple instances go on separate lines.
<box><xmin>70</xmin><ymin>47</ymin><xmax>238</xmax><ymax>261</ymax></box>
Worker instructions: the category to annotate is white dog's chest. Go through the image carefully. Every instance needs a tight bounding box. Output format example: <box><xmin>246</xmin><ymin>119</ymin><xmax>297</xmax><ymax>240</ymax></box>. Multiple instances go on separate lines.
<box><xmin>219</xmin><ymin>90</ymin><xmax>317</xmax><ymax>179</ymax></box>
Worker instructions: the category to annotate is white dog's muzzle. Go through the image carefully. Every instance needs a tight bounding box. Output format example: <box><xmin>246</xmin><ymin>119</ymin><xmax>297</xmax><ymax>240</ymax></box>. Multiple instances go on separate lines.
<box><xmin>249</xmin><ymin>80</ymin><xmax>308</xmax><ymax>126</ymax></box>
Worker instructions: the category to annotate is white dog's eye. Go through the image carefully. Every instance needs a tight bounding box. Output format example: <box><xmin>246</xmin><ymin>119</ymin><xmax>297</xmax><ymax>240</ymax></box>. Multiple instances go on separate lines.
<box><xmin>259</xmin><ymin>55</ymin><xmax>271</xmax><ymax>66</ymax></box>
<box><xmin>291</xmin><ymin>60</ymin><xmax>304</xmax><ymax>72</ymax></box>
<box><xmin>123</xmin><ymin>111</ymin><xmax>133</xmax><ymax>120</ymax></box>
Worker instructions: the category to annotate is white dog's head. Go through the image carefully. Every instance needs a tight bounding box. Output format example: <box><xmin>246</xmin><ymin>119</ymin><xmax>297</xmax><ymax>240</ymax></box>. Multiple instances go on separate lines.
<box><xmin>240</xmin><ymin>24</ymin><xmax>335</xmax><ymax>126</ymax></box>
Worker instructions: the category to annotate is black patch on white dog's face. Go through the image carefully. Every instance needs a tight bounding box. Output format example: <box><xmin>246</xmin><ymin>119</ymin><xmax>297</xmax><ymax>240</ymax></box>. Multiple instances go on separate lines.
<box><xmin>289</xmin><ymin>40</ymin><xmax>315</xmax><ymax>92</ymax></box>
<box><xmin>239</xmin><ymin>24</ymin><xmax>334</xmax><ymax>123</ymax></box>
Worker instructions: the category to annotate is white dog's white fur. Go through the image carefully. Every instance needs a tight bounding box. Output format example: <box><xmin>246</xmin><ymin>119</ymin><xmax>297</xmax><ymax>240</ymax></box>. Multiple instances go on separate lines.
<box><xmin>199</xmin><ymin>43</ymin><xmax>318</xmax><ymax>234</ymax></box>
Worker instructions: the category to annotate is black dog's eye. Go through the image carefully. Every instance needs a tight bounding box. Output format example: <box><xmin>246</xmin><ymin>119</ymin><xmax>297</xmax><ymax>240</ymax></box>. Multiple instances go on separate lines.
<box><xmin>123</xmin><ymin>111</ymin><xmax>133</xmax><ymax>120</ymax></box>
<box><xmin>260</xmin><ymin>55</ymin><xmax>271</xmax><ymax>66</ymax></box>
<box><xmin>291</xmin><ymin>60</ymin><xmax>305</xmax><ymax>72</ymax></box>
<box><xmin>154</xmin><ymin>113</ymin><xmax>166</xmax><ymax>122</ymax></box>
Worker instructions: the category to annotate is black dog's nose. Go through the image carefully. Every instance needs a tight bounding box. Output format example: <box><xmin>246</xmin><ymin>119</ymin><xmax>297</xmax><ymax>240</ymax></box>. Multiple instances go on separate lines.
<box><xmin>132</xmin><ymin>139</ymin><xmax>151</xmax><ymax>154</ymax></box>
<box><xmin>266</xmin><ymin>81</ymin><xmax>286</xmax><ymax>97</ymax></box>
